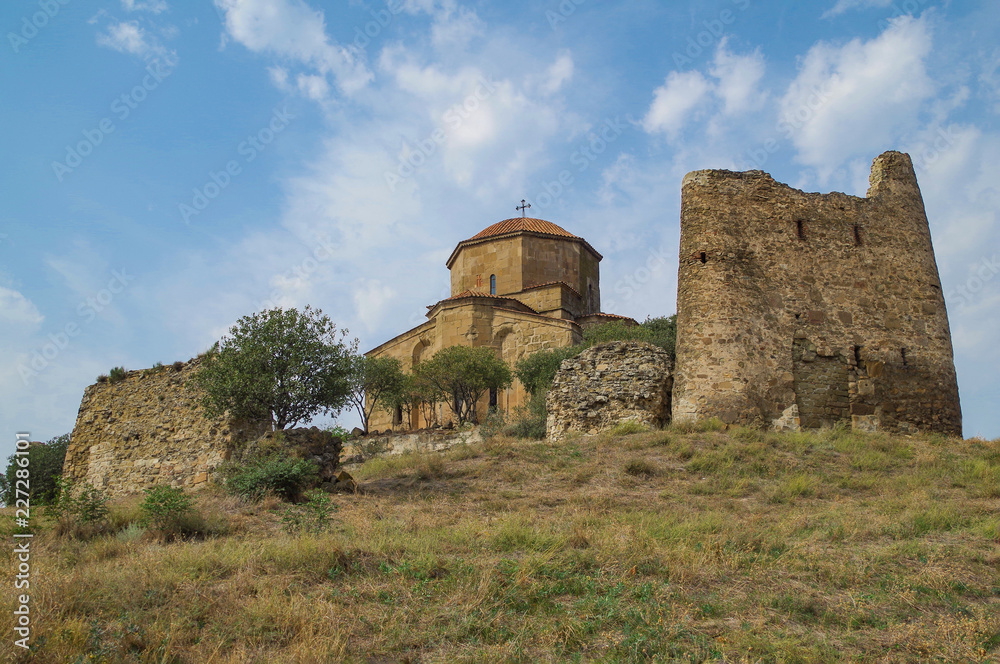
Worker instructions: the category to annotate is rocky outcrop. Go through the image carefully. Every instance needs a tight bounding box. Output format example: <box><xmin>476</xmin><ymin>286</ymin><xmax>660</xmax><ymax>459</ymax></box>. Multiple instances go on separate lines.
<box><xmin>546</xmin><ymin>341</ymin><xmax>673</xmax><ymax>439</ymax></box>
<box><xmin>63</xmin><ymin>359</ymin><xmax>268</xmax><ymax>498</ymax></box>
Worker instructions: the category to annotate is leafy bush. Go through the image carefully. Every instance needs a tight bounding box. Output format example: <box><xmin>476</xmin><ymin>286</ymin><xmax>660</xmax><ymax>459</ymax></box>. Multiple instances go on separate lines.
<box><xmin>219</xmin><ymin>454</ymin><xmax>320</xmax><ymax>502</ymax></box>
<box><xmin>140</xmin><ymin>485</ymin><xmax>199</xmax><ymax>537</ymax></box>
<box><xmin>50</xmin><ymin>478</ymin><xmax>110</xmax><ymax>539</ymax></box>
<box><xmin>504</xmin><ymin>393</ymin><xmax>548</xmax><ymax>440</ymax></box>
<box><xmin>96</xmin><ymin>374</ymin><xmax>109</xmax><ymax>383</ymax></box>
<box><xmin>281</xmin><ymin>490</ymin><xmax>338</xmax><ymax>533</ymax></box>
<box><xmin>108</xmin><ymin>366</ymin><xmax>127</xmax><ymax>383</ymax></box>
<box><xmin>582</xmin><ymin>315</ymin><xmax>676</xmax><ymax>358</ymax></box>
<box><xmin>0</xmin><ymin>433</ymin><xmax>70</xmax><ymax>506</ymax></box>
<box><xmin>479</xmin><ymin>409</ymin><xmax>508</xmax><ymax>441</ymax></box>
<box><xmin>514</xmin><ymin>345</ymin><xmax>583</xmax><ymax>396</ymax></box>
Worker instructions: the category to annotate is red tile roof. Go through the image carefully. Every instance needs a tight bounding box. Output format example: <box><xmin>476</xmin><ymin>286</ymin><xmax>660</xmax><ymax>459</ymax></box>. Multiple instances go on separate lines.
<box><xmin>520</xmin><ymin>281</ymin><xmax>583</xmax><ymax>297</ymax></box>
<box><xmin>447</xmin><ymin>217</ymin><xmax>603</xmax><ymax>267</ymax></box>
<box><xmin>443</xmin><ymin>289</ymin><xmax>525</xmax><ymax>303</ymax></box>
<box><xmin>468</xmin><ymin>217</ymin><xmax>580</xmax><ymax>241</ymax></box>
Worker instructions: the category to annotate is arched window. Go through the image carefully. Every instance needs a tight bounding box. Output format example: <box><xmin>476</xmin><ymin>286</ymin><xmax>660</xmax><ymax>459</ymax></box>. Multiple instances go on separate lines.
<box><xmin>490</xmin><ymin>274</ymin><xmax>496</xmax><ymax>295</ymax></box>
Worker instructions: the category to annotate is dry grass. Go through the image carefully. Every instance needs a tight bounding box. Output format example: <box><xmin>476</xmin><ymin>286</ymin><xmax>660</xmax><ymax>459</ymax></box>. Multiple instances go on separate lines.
<box><xmin>2</xmin><ymin>427</ymin><xmax>999</xmax><ymax>663</ymax></box>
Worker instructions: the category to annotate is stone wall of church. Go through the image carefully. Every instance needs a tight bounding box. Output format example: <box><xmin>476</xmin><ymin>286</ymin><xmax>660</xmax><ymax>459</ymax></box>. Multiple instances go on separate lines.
<box><xmin>366</xmin><ymin>301</ymin><xmax>581</xmax><ymax>432</ymax></box>
<box><xmin>449</xmin><ymin>236</ymin><xmax>522</xmax><ymax>295</ymax></box>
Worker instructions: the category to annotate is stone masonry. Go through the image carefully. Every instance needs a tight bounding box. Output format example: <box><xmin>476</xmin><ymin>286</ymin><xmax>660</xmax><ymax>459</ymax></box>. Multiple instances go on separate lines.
<box><xmin>546</xmin><ymin>341</ymin><xmax>673</xmax><ymax>439</ymax></box>
<box><xmin>673</xmin><ymin>151</ymin><xmax>961</xmax><ymax>435</ymax></box>
<box><xmin>63</xmin><ymin>359</ymin><xmax>268</xmax><ymax>498</ymax></box>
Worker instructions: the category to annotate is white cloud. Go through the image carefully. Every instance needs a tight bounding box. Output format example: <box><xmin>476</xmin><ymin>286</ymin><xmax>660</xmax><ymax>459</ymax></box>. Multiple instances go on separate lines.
<box><xmin>540</xmin><ymin>51</ymin><xmax>574</xmax><ymax>96</ymax></box>
<box><xmin>642</xmin><ymin>71</ymin><xmax>711</xmax><ymax>137</ymax></box>
<box><xmin>0</xmin><ymin>287</ymin><xmax>43</xmax><ymax>326</ymax></box>
<box><xmin>214</xmin><ymin>0</ymin><xmax>372</xmax><ymax>97</ymax></box>
<box><xmin>97</xmin><ymin>21</ymin><xmax>157</xmax><ymax>58</ymax></box>
<box><xmin>122</xmin><ymin>0</ymin><xmax>168</xmax><ymax>14</ymax></box>
<box><xmin>352</xmin><ymin>279</ymin><xmax>396</xmax><ymax>332</ymax></box>
<box><xmin>821</xmin><ymin>0</ymin><xmax>894</xmax><ymax>19</ymax></box>
<box><xmin>430</xmin><ymin>6</ymin><xmax>484</xmax><ymax>50</ymax></box>
<box><xmin>710</xmin><ymin>41</ymin><xmax>766</xmax><ymax>115</ymax></box>
<box><xmin>779</xmin><ymin>15</ymin><xmax>935</xmax><ymax>177</ymax></box>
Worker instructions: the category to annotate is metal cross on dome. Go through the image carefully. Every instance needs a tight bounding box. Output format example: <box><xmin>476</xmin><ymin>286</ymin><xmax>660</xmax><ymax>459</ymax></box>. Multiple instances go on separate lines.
<box><xmin>516</xmin><ymin>199</ymin><xmax>531</xmax><ymax>217</ymax></box>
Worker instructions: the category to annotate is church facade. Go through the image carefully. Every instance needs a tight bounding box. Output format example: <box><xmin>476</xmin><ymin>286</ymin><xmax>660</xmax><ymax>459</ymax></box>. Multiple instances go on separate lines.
<box><xmin>366</xmin><ymin>216</ymin><xmax>636</xmax><ymax>432</ymax></box>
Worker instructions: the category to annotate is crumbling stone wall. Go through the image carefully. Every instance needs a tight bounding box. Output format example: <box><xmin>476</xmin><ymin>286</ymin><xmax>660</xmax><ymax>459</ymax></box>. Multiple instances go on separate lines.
<box><xmin>546</xmin><ymin>341</ymin><xmax>673</xmax><ymax>439</ymax></box>
<box><xmin>63</xmin><ymin>359</ymin><xmax>268</xmax><ymax>498</ymax></box>
<box><xmin>673</xmin><ymin>151</ymin><xmax>961</xmax><ymax>435</ymax></box>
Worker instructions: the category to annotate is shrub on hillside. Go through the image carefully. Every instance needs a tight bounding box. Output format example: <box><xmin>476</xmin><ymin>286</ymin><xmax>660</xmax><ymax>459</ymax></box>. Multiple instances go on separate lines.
<box><xmin>50</xmin><ymin>478</ymin><xmax>110</xmax><ymax>539</ymax></box>
<box><xmin>140</xmin><ymin>485</ymin><xmax>204</xmax><ymax>539</ymax></box>
<box><xmin>108</xmin><ymin>366</ymin><xmax>127</xmax><ymax>383</ymax></box>
<box><xmin>218</xmin><ymin>454</ymin><xmax>320</xmax><ymax>502</ymax></box>
<box><xmin>582</xmin><ymin>315</ymin><xmax>676</xmax><ymax>358</ymax></box>
<box><xmin>504</xmin><ymin>392</ymin><xmax>548</xmax><ymax>440</ymax></box>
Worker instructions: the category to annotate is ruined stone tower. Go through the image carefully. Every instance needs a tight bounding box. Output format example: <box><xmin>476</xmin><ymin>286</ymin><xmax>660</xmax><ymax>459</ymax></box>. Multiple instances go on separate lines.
<box><xmin>672</xmin><ymin>151</ymin><xmax>961</xmax><ymax>436</ymax></box>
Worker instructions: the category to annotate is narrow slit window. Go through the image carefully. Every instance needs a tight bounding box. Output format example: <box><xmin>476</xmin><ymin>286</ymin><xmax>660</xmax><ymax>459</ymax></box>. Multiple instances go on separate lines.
<box><xmin>901</xmin><ymin>347</ymin><xmax>908</xmax><ymax>366</ymax></box>
<box><xmin>699</xmin><ymin>251</ymin><xmax>707</xmax><ymax>264</ymax></box>
<box><xmin>853</xmin><ymin>224</ymin><xmax>863</xmax><ymax>246</ymax></box>
<box><xmin>854</xmin><ymin>346</ymin><xmax>862</xmax><ymax>366</ymax></box>
<box><xmin>489</xmin><ymin>274</ymin><xmax>496</xmax><ymax>295</ymax></box>
<box><xmin>796</xmin><ymin>220</ymin><xmax>805</xmax><ymax>240</ymax></box>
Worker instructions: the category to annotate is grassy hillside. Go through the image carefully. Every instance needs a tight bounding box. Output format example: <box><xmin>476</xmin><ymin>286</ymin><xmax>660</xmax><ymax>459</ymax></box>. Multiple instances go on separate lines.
<box><xmin>2</xmin><ymin>424</ymin><xmax>999</xmax><ymax>663</ymax></box>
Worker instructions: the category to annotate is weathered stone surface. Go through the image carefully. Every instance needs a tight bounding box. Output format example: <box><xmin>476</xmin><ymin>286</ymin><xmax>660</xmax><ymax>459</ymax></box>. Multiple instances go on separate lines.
<box><xmin>546</xmin><ymin>341</ymin><xmax>673</xmax><ymax>439</ymax></box>
<box><xmin>233</xmin><ymin>427</ymin><xmax>343</xmax><ymax>481</ymax></box>
<box><xmin>63</xmin><ymin>358</ymin><xmax>269</xmax><ymax>498</ymax></box>
<box><xmin>340</xmin><ymin>427</ymin><xmax>482</xmax><ymax>465</ymax></box>
<box><xmin>673</xmin><ymin>151</ymin><xmax>961</xmax><ymax>435</ymax></box>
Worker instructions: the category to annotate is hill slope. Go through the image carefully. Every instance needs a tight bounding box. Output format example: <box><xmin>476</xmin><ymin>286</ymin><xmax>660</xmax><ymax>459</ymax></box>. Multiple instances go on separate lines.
<box><xmin>3</xmin><ymin>424</ymin><xmax>999</xmax><ymax>663</ymax></box>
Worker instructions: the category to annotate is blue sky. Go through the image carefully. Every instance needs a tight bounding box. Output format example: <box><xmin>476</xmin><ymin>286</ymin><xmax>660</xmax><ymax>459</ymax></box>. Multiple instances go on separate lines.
<box><xmin>2</xmin><ymin>0</ymin><xmax>998</xmax><ymax>462</ymax></box>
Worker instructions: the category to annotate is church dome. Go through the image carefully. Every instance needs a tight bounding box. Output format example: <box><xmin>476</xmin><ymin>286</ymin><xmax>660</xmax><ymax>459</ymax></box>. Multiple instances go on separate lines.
<box><xmin>467</xmin><ymin>217</ymin><xmax>581</xmax><ymax>242</ymax></box>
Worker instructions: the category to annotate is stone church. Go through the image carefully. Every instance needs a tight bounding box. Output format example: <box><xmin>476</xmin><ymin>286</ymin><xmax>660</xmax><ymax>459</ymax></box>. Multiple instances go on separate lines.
<box><xmin>366</xmin><ymin>215</ymin><xmax>636</xmax><ymax>431</ymax></box>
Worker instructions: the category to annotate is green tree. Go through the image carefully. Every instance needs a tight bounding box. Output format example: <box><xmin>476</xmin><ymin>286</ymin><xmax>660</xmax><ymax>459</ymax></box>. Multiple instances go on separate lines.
<box><xmin>196</xmin><ymin>306</ymin><xmax>354</xmax><ymax>430</ymax></box>
<box><xmin>1</xmin><ymin>433</ymin><xmax>70</xmax><ymax>506</ymax></box>
<box><xmin>346</xmin><ymin>354</ymin><xmax>407</xmax><ymax>433</ymax></box>
<box><xmin>380</xmin><ymin>372</ymin><xmax>427</xmax><ymax>429</ymax></box>
<box><xmin>514</xmin><ymin>345</ymin><xmax>583</xmax><ymax>396</ymax></box>
<box><xmin>415</xmin><ymin>346</ymin><xmax>512</xmax><ymax>425</ymax></box>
